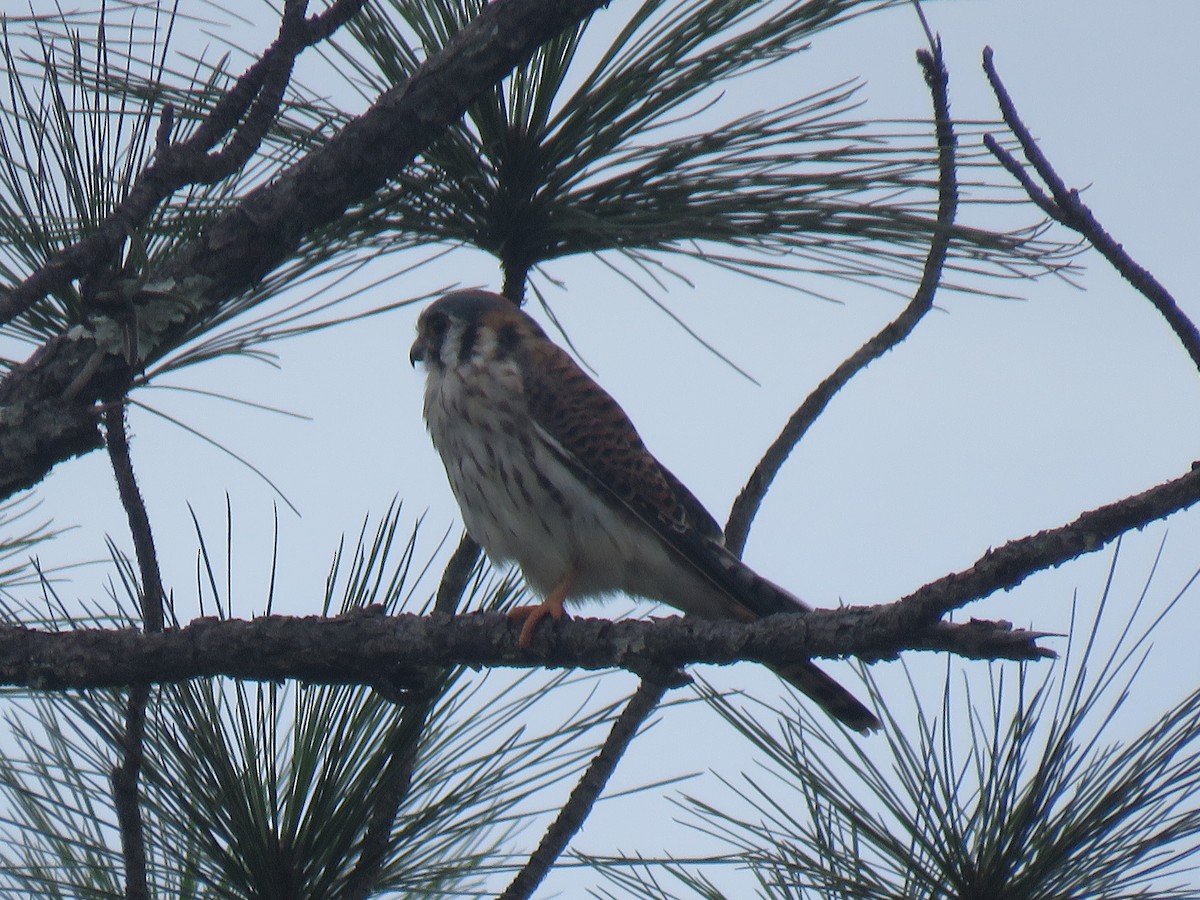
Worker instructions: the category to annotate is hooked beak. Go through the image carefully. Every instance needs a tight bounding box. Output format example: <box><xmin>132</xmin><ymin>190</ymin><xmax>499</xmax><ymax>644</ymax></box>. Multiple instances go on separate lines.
<box><xmin>409</xmin><ymin>336</ymin><xmax>425</xmax><ymax>368</ymax></box>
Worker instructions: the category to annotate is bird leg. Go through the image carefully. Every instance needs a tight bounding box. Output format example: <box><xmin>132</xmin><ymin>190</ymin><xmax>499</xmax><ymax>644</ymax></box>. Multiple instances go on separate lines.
<box><xmin>508</xmin><ymin>572</ymin><xmax>575</xmax><ymax>648</ymax></box>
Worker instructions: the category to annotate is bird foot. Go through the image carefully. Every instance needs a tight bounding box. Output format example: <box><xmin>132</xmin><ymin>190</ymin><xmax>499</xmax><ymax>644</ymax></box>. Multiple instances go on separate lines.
<box><xmin>508</xmin><ymin>601</ymin><xmax>571</xmax><ymax>648</ymax></box>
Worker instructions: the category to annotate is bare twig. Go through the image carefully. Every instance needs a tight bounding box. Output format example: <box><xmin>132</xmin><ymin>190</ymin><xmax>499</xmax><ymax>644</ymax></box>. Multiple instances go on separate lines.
<box><xmin>170</xmin><ymin>0</ymin><xmax>312</xmax><ymax>185</ymax></box>
<box><xmin>981</xmin><ymin>46</ymin><xmax>1200</xmax><ymax>373</ymax></box>
<box><xmin>726</xmin><ymin>39</ymin><xmax>959</xmax><ymax>555</ymax></box>
<box><xmin>110</xmin><ymin>683</ymin><xmax>150</xmax><ymax>900</ymax></box>
<box><xmin>104</xmin><ymin>402</ymin><xmax>167</xmax><ymax>900</ymax></box>
<box><xmin>499</xmin><ymin>678</ymin><xmax>674</xmax><ymax>900</ymax></box>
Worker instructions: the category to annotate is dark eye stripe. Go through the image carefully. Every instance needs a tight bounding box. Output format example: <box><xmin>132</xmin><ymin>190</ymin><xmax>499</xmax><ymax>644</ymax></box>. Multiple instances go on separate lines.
<box><xmin>457</xmin><ymin>320</ymin><xmax>479</xmax><ymax>362</ymax></box>
<box><xmin>496</xmin><ymin>323</ymin><xmax>520</xmax><ymax>357</ymax></box>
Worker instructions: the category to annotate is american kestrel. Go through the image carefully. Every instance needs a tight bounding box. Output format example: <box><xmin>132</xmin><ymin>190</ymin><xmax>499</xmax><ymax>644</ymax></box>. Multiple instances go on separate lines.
<box><xmin>410</xmin><ymin>289</ymin><xmax>879</xmax><ymax>733</ymax></box>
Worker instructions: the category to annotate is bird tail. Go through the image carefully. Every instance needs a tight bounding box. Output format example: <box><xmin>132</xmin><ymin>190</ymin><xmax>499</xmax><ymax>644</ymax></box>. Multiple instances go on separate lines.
<box><xmin>704</xmin><ymin>546</ymin><xmax>880</xmax><ymax>733</ymax></box>
<box><xmin>771</xmin><ymin>660</ymin><xmax>880</xmax><ymax>734</ymax></box>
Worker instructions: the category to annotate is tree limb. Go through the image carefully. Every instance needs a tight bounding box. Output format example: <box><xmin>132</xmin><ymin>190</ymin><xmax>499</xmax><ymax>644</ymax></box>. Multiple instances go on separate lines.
<box><xmin>865</xmin><ymin>458</ymin><xmax>1200</xmax><ymax>638</ymax></box>
<box><xmin>0</xmin><ymin>0</ymin><xmax>368</xmax><ymax>329</ymax></box>
<box><xmin>0</xmin><ymin>608</ymin><xmax>1046</xmax><ymax>695</ymax></box>
<box><xmin>104</xmin><ymin>405</ymin><xmax>165</xmax><ymax>632</ymax></box>
<box><xmin>0</xmin><ymin>0</ymin><xmax>612</xmax><ymax>500</ymax></box>
<box><xmin>9</xmin><ymin>447</ymin><xmax>1200</xmax><ymax>690</ymax></box>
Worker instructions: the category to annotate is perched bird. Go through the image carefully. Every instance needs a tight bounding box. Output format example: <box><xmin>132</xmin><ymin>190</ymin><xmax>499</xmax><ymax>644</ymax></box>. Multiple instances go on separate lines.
<box><xmin>410</xmin><ymin>289</ymin><xmax>879</xmax><ymax>733</ymax></box>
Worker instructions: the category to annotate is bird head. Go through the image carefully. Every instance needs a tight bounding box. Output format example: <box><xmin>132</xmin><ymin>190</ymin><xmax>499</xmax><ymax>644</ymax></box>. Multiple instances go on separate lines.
<box><xmin>409</xmin><ymin>289</ymin><xmax>543</xmax><ymax>370</ymax></box>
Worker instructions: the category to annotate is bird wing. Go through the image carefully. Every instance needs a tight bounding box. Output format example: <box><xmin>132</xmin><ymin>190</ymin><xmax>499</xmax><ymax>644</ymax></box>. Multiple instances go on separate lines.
<box><xmin>518</xmin><ymin>337</ymin><xmax>776</xmax><ymax>615</ymax></box>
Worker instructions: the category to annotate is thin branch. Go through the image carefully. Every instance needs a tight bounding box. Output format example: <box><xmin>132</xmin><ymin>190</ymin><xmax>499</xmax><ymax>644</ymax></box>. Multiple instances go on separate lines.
<box><xmin>104</xmin><ymin>404</ymin><xmax>165</xmax><ymax>632</ymax></box>
<box><xmin>104</xmin><ymin>401</ymin><xmax>166</xmax><ymax>900</ymax></box>
<box><xmin>110</xmin><ymin>684</ymin><xmax>150</xmax><ymax>900</ymax></box>
<box><xmin>726</xmin><ymin>39</ymin><xmax>959</xmax><ymax>555</ymax></box>
<box><xmin>435</xmin><ymin>532</ymin><xmax>482</xmax><ymax>614</ymax></box>
<box><xmin>0</xmin><ymin>0</ymin><xmax>613</xmax><ymax>501</ymax></box>
<box><xmin>981</xmin><ymin>46</ymin><xmax>1200</xmax><ymax>374</ymax></box>
<box><xmin>170</xmin><ymin>0</ymin><xmax>313</xmax><ymax>185</ymax></box>
<box><xmin>303</xmin><ymin>0</ymin><xmax>370</xmax><ymax>44</ymax></box>
<box><xmin>498</xmin><ymin>677</ymin><xmax>674</xmax><ymax>900</ymax></box>
<box><xmin>874</xmin><ymin>458</ymin><xmax>1200</xmax><ymax>638</ymax></box>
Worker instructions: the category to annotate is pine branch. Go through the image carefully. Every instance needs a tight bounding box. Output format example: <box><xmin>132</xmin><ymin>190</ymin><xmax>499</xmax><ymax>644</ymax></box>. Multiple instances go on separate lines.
<box><xmin>0</xmin><ymin>0</ymin><xmax>368</xmax><ymax>329</ymax></box>
<box><xmin>104</xmin><ymin>401</ymin><xmax>171</xmax><ymax>900</ymax></box>
<box><xmin>0</xmin><ymin>608</ymin><xmax>1044</xmax><ymax>695</ymax></box>
<box><xmin>110</xmin><ymin>683</ymin><xmax>150</xmax><ymax>900</ymax></box>
<box><xmin>0</xmin><ymin>0</ymin><xmax>612</xmax><ymax>500</ymax></box>
<box><xmin>104</xmin><ymin>402</ymin><xmax>168</xmax><ymax>900</ymax></box>
<box><xmin>876</xmin><ymin>458</ymin><xmax>1200</xmax><ymax>635</ymax></box>
<box><xmin>7</xmin><ymin>447</ymin><xmax>1200</xmax><ymax>691</ymax></box>
<box><xmin>103</xmin><ymin>408</ymin><xmax>164</xmax><ymax>900</ymax></box>
<box><xmin>104</xmin><ymin>404</ymin><xmax>165</xmax><ymax>632</ymax></box>
<box><xmin>2</xmin><ymin>441</ymin><xmax>1184</xmax><ymax>691</ymax></box>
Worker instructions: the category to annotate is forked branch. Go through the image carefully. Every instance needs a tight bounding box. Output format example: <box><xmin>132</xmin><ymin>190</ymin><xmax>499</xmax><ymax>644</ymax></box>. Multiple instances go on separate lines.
<box><xmin>982</xmin><ymin>46</ymin><xmax>1200</xmax><ymax>373</ymax></box>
